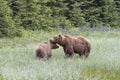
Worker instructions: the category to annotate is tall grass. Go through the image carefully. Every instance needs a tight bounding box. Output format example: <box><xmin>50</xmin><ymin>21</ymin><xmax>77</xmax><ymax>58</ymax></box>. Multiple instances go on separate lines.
<box><xmin>0</xmin><ymin>29</ymin><xmax>120</xmax><ymax>80</ymax></box>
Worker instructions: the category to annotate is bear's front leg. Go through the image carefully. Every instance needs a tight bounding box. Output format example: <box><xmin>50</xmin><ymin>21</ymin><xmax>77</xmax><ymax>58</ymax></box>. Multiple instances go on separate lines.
<box><xmin>63</xmin><ymin>46</ymin><xmax>74</xmax><ymax>57</ymax></box>
<box><xmin>47</xmin><ymin>52</ymin><xmax>52</xmax><ymax>59</ymax></box>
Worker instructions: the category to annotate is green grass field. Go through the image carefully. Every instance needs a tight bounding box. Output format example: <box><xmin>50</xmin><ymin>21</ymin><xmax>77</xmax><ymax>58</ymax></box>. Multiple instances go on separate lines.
<box><xmin>0</xmin><ymin>29</ymin><xmax>120</xmax><ymax>80</ymax></box>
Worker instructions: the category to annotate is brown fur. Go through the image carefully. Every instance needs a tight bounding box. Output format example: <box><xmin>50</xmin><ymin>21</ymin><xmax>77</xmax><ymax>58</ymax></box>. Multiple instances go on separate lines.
<box><xmin>35</xmin><ymin>41</ymin><xmax>59</xmax><ymax>59</ymax></box>
<box><xmin>50</xmin><ymin>34</ymin><xmax>91</xmax><ymax>58</ymax></box>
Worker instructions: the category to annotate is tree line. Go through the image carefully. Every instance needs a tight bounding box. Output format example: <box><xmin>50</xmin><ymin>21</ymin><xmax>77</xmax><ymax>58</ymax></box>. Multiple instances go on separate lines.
<box><xmin>0</xmin><ymin>0</ymin><xmax>120</xmax><ymax>37</ymax></box>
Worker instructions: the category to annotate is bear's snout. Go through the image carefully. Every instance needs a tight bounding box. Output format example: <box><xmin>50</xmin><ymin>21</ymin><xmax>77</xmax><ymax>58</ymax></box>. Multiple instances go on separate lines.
<box><xmin>56</xmin><ymin>45</ymin><xmax>59</xmax><ymax>48</ymax></box>
<box><xmin>52</xmin><ymin>43</ymin><xmax>59</xmax><ymax>49</ymax></box>
<box><xmin>50</xmin><ymin>38</ymin><xmax>55</xmax><ymax>43</ymax></box>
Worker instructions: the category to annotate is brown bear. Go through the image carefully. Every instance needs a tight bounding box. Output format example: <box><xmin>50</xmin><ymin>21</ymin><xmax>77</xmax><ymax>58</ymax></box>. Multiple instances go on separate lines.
<box><xmin>35</xmin><ymin>40</ymin><xmax>59</xmax><ymax>59</ymax></box>
<box><xmin>50</xmin><ymin>34</ymin><xmax>91</xmax><ymax>58</ymax></box>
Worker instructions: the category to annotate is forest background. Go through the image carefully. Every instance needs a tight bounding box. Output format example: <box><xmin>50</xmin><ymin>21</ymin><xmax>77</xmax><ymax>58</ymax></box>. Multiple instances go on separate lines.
<box><xmin>0</xmin><ymin>0</ymin><xmax>120</xmax><ymax>37</ymax></box>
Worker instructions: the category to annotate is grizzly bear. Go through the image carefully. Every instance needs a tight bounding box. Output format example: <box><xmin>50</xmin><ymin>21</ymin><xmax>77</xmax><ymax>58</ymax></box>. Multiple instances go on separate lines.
<box><xmin>35</xmin><ymin>40</ymin><xmax>59</xmax><ymax>59</ymax></box>
<box><xmin>50</xmin><ymin>34</ymin><xmax>91</xmax><ymax>58</ymax></box>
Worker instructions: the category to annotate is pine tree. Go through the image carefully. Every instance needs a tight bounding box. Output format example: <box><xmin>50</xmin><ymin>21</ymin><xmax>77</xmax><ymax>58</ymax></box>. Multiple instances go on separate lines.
<box><xmin>0</xmin><ymin>0</ymin><xmax>22</xmax><ymax>37</ymax></box>
<box><xmin>114</xmin><ymin>0</ymin><xmax>120</xmax><ymax>27</ymax></box>
<box><xmin>46</xmin><ymin>0</ymin><xmax>72</xmax><ymax>29</ymax></box>
<box><xmin>11</xmin><ymin>0</ymin><xmax>40</xmax><ymax>30</ymax></box>
<box><xmin>65</xmin><ymin>1</ymin><xmax>86</xmax><ymax>27</ymax></box>
<box><xmin>79</xmin><ymin>0</ymin><xmax>101</xmax><ymax>27</ymax></box>
<box><xmin>79</xmin><ymin>0</ymin><xmax>120</xmax><ymax>28</ymax></box>
<box><xmin>94</xmin><ymin>0</ymin><xmax>119</xmax><ymax>27</ymax></box>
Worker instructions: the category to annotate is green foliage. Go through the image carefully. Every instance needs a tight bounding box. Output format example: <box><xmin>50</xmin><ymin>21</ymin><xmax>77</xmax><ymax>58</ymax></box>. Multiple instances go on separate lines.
<box><xmin>10</xmin><ymin>0</ymin><xmax>41</xmax><ymax>30</ymax></box>
<box><xmin>0</xmin><ymin>0</ymin><xmax>120</xmax><ymax>37</ymax></box>
<box><xmin>96</xmin><ymin>0</ymin><xmax>120</xmax><ymax>28</ymax></box>
<box><xmin>80</xmin><ymin>0</ymin><xmax>120</xmax><ymax>28</ymax></box>
<box><xmin>42</xmin><ymin>0</ymin><xmax>73</xmax><ymax>29</ymax></box>
<box><xmin>66</xmin><ymin>1</ymin><xmax>86</xmax><ymax>27</ymax></box>
<box><xmin>0</xmin><ymin>0</ymin><xmax>22</xmax><ymax>37</ymax></box>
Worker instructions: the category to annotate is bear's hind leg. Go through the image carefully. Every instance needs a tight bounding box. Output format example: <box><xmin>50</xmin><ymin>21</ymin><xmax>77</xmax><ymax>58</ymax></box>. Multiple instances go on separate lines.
<box><xmin>84</xmin><ymin>48</ymin><xmax>90</xmax><ymax>58</ymax></box>
<box><xmin>84</xmin><ymin>52</ymin><xmax>89</xmax><ymax>58</ymax></box>
<box><xmin>47</xmin><ymin>53</ymin><xmax>52</xmax><ymax>59</ymax></box>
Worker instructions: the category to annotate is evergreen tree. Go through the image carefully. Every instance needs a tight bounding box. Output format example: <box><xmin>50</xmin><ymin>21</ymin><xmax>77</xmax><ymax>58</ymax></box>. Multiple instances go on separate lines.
<box><xmin>46</xmin><ymin>0</ymin><xmax>72</xmax><ymax>29</ymax></box>
<box><xmin>37</xmin><ymin>0</ymin><xmax>53</xmax><ymax>29</ymax></box>
<box><xmin>1</xmin><ymin>0</ymin><xmax>120</xmax><ymax>38</ymax></box>
<box><xmin>9</xmin><ymin>0</ymin><xmax>22</xmax><ymax>28</ymax></box>
<box><xmin>114</xmin><ymin>0</ymin><xmax>120</xmax><ymax>27</ymax></box>
<box><xmin>95</xmin><ymin>0</ymin><xmax>119</xmax><ymax>27</ymax></box>
<box><xmin>11</xmin><ymin>0</ymin><xmax>40</xmax><ymax>30</ymax></box>
<box><xmin>0</xmin><ymin>0</ymin><xmax>22</xmax><ymax>37</ymax></box>
<box><xmin>79</xmin><ymin>0</ymin><xmax>101</xmax><ymax>27</ymax></box>
<box><xmin>79</xmin><ymin>0</ymin><xmax>120</xmax><ymax>28</ymax></box>
<box><xmin>64</xmin><ymin>1</ymin><xmax>86</xmax><ymax>27</ymax></box>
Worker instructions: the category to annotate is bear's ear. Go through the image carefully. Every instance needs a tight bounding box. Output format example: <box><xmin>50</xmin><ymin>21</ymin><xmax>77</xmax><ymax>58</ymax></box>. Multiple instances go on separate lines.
<box><xmin>58</xmin><ymin>34</ymin><xmax>62</xmax><ymax>38</ymax></box>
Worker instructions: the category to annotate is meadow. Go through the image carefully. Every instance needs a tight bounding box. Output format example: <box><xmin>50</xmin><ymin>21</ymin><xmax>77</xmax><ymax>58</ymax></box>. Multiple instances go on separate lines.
<box><xmin>0</xmin><ymin>28</ymin><xmax>120</xmax><ymax>80</ymax></box>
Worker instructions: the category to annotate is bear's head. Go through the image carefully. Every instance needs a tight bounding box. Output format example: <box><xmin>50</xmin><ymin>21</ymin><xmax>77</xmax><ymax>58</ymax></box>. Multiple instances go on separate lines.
<box><xmin>50</xmin><ymin>34</ymin><xmax>65</xmax><ymax>46</ymax></box>
<box><xmin>50</xmin><ymin>40</ymin><xmax>59</xmax><ymax>49</ymax></box>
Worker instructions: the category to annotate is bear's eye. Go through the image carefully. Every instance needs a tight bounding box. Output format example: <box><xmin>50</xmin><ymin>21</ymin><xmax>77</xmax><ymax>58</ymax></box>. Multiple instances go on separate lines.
<box><xmin>53</xmin><ymin>37</ymin><xmax>55</xmax><ymax>38</ymax></box>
